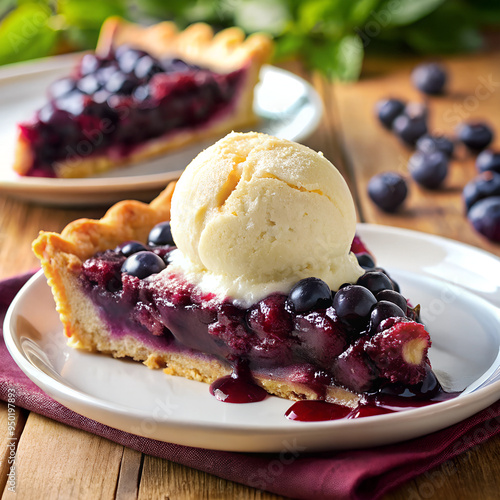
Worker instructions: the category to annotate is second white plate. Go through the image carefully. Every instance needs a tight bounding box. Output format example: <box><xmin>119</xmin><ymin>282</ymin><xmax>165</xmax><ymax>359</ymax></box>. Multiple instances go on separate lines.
<box><xmin>0</xmin><ymin>55</ymin><xmax>322</xmax><ymax>206</ymax></box>
<box><xmin>4</xmin><ymin>224</ymin><xmax>500</xmax><ymax>452</ymax></box>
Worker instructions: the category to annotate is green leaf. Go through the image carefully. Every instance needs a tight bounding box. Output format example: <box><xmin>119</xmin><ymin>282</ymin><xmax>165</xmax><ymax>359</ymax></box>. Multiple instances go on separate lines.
<box><xmin>306</xmin><ymin>34</ymin><xmax>364</xmax><ymax>80</ymax></box>
<box><xmin>0</xmin><ymin>3</ymin><xmax>57</xmax><ymax>65</ymax></box>
<box><xmin>348</xmin><ymin>0</ymin><xmax>383</xmax><ymax>26</ymax></box>
<box><xmin>382</xmin><ymin>0</ymin><xmax>446</xmax><ymax>26</ymax></box>
<box><xmin>233</xmin><ymin>0</ymin><xmax>290</xmax><ymax>35</ymax></box>
<box><xmin>274</xmin><ymin>31</ymin><xmax>307</xmax><ymax>61</ymax></box>
<box><xmin>298</xmin><ymin>0</ymin><xmax>351</xmax><ymax>36</ymax></box>
<box><xmin>59</xmin><ymin>0</ymin><xmax>126</xmax><ymax>30</ymax></box>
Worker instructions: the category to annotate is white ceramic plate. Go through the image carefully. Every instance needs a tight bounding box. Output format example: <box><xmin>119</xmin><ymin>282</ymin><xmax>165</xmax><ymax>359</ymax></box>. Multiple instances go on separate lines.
<box><xmin>4</xmin><ymin>224</ymin><xmax>500</xmax><ymax>452</ymax></box>
<box><xmin>0</xmin><ymin>54</ymin><xmax>322</xmax><ymax>206</ymax></box>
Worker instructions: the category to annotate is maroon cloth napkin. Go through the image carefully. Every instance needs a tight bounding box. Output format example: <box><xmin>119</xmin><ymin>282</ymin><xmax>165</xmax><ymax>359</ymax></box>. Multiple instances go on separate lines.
<box><xmin>1</xmin><ymin>271</ymin><xmax>499</xmax><ymax>500</ymax></box>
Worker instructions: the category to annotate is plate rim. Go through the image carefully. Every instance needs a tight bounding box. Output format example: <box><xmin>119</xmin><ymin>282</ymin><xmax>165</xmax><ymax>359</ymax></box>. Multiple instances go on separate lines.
<box><xmin>4</xmin><ymin>223</ymin><xmax>500</xmax><ymax>451</ymax></box>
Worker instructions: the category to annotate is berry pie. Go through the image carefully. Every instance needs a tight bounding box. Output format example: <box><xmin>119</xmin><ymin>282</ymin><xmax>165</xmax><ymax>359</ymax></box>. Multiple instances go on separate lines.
<box><xmin>14</xmin><ymin>18</ymin><xmax>272</xmax><ymax>178</ymax></box>
<box><xmin>33</xmin><ymin>132</ymin><xmax>437</xmax><ymax>409</ymax></box>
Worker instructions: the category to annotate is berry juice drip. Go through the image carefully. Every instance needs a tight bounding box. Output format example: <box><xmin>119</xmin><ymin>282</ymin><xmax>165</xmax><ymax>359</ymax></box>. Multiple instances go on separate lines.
<box><xmin>210</xmin><ymin>362</ymin><xmax>267</xmax><ymax>404</ymax></box>
<box><xmin>286</xmin><ymin>368</ymin><xmax>460</xmax><ymax>422</ymax></box>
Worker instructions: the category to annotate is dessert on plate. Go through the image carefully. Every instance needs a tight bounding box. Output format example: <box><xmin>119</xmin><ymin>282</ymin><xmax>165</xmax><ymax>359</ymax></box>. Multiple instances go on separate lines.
<box><xmin>14</xmin><ymin>17</ymin><xmax>272</xmax><ymax>178</ymax></box>
<box><xmin>33</xmin><ymin>132</ymin><xmax>435</xmax><ymax>410</ymax></box>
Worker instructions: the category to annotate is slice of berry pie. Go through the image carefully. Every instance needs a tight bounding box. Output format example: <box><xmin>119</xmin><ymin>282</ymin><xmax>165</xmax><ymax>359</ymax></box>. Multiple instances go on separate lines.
<box><xmin>14</xmin><ymin>18</ymin><xmax>272</xmax><ymax>178</ymax></box>
<box><xmin>33</xmin><ymin>132</ymin><xmax>439</xmax><ymax>411</ymax></box>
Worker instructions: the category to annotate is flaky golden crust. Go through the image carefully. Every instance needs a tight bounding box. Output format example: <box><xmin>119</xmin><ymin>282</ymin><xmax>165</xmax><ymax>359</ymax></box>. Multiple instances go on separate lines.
<box><xmin>33</xmin><ymin>182</ymin><xmax>359</xmax><ymax>406</ymax></box>
<box><xmin>14</xmin><ymin>17</ymin><xmax>273</xmax><ymax>178</ymax></box>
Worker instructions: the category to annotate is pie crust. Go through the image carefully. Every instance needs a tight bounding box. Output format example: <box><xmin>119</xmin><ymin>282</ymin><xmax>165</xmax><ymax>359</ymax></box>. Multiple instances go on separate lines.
<box><xmin>14</xmin><ymin>18</ymin><xmax>273</xmax><ymax>178</ymax></box>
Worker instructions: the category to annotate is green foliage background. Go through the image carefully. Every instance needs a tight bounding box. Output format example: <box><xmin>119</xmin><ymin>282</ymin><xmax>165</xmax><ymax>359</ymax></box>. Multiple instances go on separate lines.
<box><xmin>0</xmin><ymin>0</ymin><xmax>499</xmax><ymax>79</ymax></box>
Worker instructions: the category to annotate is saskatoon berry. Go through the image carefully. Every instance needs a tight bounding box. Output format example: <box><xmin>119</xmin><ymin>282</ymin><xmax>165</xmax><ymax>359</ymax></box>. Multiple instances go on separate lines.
<box><xmin>77</xmin><ymin>74</ymin><xmax>102</xmax><ymax>95</ymax></box>
<box><xmin>376</xmin><ymin>289</ymin><xmax>408</xmax><ymax>312</ymax></box>
<box><xmin>457</xmin><ymin>122</ymin><xmax>494</xmax><ymax>152</ymax></box>
<box><xmin>416</xmin><ymin>134</ymin><xmax>454</xmax><ymax>158</ymax></box>
<box><xmin>463</xmin><ymin>172</ymin><xmax>500</xmax><ymax>212</ymax></box>
<box><xmin>356</xmin><ymin>252</ymin><xmax>375</xmax><ymax>269</ymax></box>
<box><xmin>134</xmin><ymin>55</ymin><xmax>164</xmax><ymax>80</ymax></box>
<box><xmin>116</xmin><ymin>240</ymin><xmax>148</xmax><ymax>257</ymax></box>
<box><xmin>375</xmin><ymin>98</ymin><xmax>405</xmax><ymax>129</ymax></box>
<box><xmin>369</xmin><ymin>300</ymin><xmax>406</xmax><ymax>332</ymax></box>
<box><xmin>115</xmin><ymin>47</ymin><xmax>148</xmax><ymax>73</ymax></box>
<box><xmin>79</xmin><ymin>53</ymin><xmax>102</xmax><ymax>76</ymax></box>
<box><xmin>48</xmin><ymin>77</ymin><xmax>76</xmax><ymax>99</ymax></box>
<box><xmin>105</xmin><ymin>72</ymin><xmax>139</xmax><ymax>95</ymax></box>
<box><xmin>411</xmin><ymin>63</ymin><xmax>447</xmax><ymax>95</ymax></box>
<box><xmin>476</xmin><ymin>150</ymin><xmax>500</xmax><ymax>175</ymax></box>
<box><xmin>148</xmin><ymin>221</ymin><xmax>175</xmax><ymax>247</ymax></box>
<box><xmin>121</xmin><ymin>251</ymin><xmax>166</xmax><ymax>279</ymax></box>
<box><xmin>367</xmin><ymin>172</ymin><xmax>408</xmax><ymax>212</ymax></box>
<box><xmin>468</xmin><ymin>196</ymin><xmax>500</xmax><ymax>242</ymax></box>
<box><xmin>392</xmin><ymin>103</ymin><xmax>428</xmax><ymax>146</ymax></box>
<box><xmin>333</xmin><ymin>285</ymin><xmax>377</xmax><ymax>326</ymax></box>
<box><xmin>288</xmin><ymin>277</ymin><xmax>332</xmax><ymax>313</ymax></box>
<box><xmin>408</xmin><ymin>151</ymin><xmax>448</xmax><ymax>189</ymax></box>
<box><xmin>357</xmin><ymin>271</ymin><xmax>394</xmax><ymax>295</ymax></box>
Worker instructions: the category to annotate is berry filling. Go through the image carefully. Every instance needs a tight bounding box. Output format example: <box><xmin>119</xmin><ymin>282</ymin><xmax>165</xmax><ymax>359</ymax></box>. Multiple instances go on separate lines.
<box><xmin>18</xmin><ymin>48</ymin><xmax>246</xmax><ymax>177</ymax></box>
<box><xmin>77</xmin><ymin>222</ymin><xmax>447</xmax><ymax>413</ymax></box>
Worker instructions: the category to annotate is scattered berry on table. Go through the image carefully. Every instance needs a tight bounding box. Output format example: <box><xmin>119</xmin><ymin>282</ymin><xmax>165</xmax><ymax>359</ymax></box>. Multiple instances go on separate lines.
<box><xmin>367</xmin><ymin>172</ymin><xmax>408</xmax><ymax>212</ymax></box>
<box><xmin>476</xmin><ymin>150</ymin><xmax>500</xmax><ymax>174</ymax></box>
<box><xmin>463</xmin><ymin>172</ymin><xmax>500</xmax><ymax>212</ymax></box>
<box><xmin>411</xmin><ymin>63</ymin><xmax>447</xmax><ymax>95</ymax></box>
<box><xmin>416</xmin><ymin>134</ymin><xmax>454</xmax><ymax>158</ymax></box>
<box><xmin>457</xmin><ymin>122</ymin><xmax>494</xmax><ymax>152</ymax></box>
<box><xmin>468</xmin><ymin>196</ymin><xmax>500</xmax><ymax>242</ymax></box>
<box><xmin>392</xmin><ymin>103</ymin><xmax>428</xmax><ymax>146</ymax></box>
<box><xmin>408</xmin><ymin>151</ymin><xmax>448</xmax><ymax>189</ymax></box>
<box><xmin>375</xmin><ymin>98</ymin><xmax>405</xmax><ymax>129</ymax></box>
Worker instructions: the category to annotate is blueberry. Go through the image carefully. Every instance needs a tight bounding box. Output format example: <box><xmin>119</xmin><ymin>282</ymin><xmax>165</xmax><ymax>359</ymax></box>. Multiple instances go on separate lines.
<box><xmin>48</xmin><ymin>77</ymin><xmax>76</xmax><ymax>99</ymax></box>
<box><xmin>375</xmin><ymin>98</ymin><xmax>405</xmax><ymax>129</ymax></box>
<box><xmin>416</xmin><ymin>134</ymin><xmax>454</xmax><ymax>158</ymax></box>
<box><xmin>333</xmin><ymin>285</ymin><xmax>377</xmax><ymax>326</ymax></box>
<box><xmin>38</xmin><ymin>105</ymin><xmax>73</xmax><ymax>126</ymax></box>
<box><xmin>134</xmin><ymin>55</ymin><xmax>164</xmax><ymax>80</ymax></box>
<box><xmin>357</xmin><ymin>271</ymin><xmax>394</xmax><ymax>295</ymax></box>
<box><xmin>79</xmin><ymin>53</ymin><xmax>102</xmax><ymax>76</ymax></box>
<box><xmin>148</xmin><ymin>221</ymin><xmax>175</xmax><ymax>247</ymax></box>
<box><xmin>369</xmin><ymin>300</ymin><xmax>406</xmax><ymax>332</ymax></box>
<box><xmin>376</xmin><ymin>290</ymin><xmax>408</xmax><ymax>312</ymax></box>
<box><xmin>411</xmin><ymin>63</ymin><xmax>447</xmax><ymax>95</ymax></box>
<box><xmin>162</xmin><ymin>57</ymin><xmax>196</xmax><ymax>73</ymax></box>
<box><xmin>95</xmin><ymin>64</ymin><xmax>119</xmax><ymax>85</ymax></box>
<box><xmin>116</xmin><ymin>240</ymin><xmax>148</xmax><ymax>257</ymax></box>
<box><xmin>367</xmin><ymin>172</ymin><xmax>408</xmax><ymax>212</ymax></box>
<box><xmin>133</xmin><ymin>85</ymin><xmax>151</xmax><ymax>102</ymax></box>
<box><xmin>121</xmin><ymin>251</ymin><xmax>166</xmax><ymax>279</ymax></box>
<box><xmin>356</xmin><ymin>252</ymin><xmax>376</xmax><ymax>269</ymax></box>
<box><xmin>408</xmin><ymin>151</ymin><xmax>448</xmax><ymax>189</ymax></box>
<box><xmin>77</xmin><ymin>74</ymin><xmax>102</xmax><ymax>95</ymax></box>
<box><xmin>457</xmin><ymin>122</ymin><xmax>494</xmax><ymax>152</ymax></box>
<box><xmin>392</xmin><ymin>103</ymin><xmax>428</xmax><ymax>146</ymax></box>
<box><xmin>55</xmin><ymin>90</ymin><xmax>86</xmax><ymax>116</ymax></box>
<box><xmin>105</xmin><ymin>71</ymin><xmax>139</xmax><ymax>95</ymax></box>
<box><xmin>468</xmin><ymin>196</ymin><xmax>500</xmax><ymax>242</ymax></box>
<box><xmin>463</xmin><ymin>172</ymin><xmax>500</xmax><ymax>212</ymax></box>
<box><xmin>116</xmin><ymin>46</ymin><xmax>149</xmax><ymax>74</ymax></box>
<box><xmin>476</xmin><ymin>150</ymin><xmax>500</xmax><ymax>175</ymax></box>
<box><xmin>288</xmin><ymin>277</ymin><xmax>332</xmax><ymax>313</ymax></box>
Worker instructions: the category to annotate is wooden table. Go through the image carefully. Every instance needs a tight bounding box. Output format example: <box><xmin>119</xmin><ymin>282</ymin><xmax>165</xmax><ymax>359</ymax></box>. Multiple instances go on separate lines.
<box><xmin>1</xmin><ymin>50</ymin><xmax>500</xmax><ymax>500</ymax></box>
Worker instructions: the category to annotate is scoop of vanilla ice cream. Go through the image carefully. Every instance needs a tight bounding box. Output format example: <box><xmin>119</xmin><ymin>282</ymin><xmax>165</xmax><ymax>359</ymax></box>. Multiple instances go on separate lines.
<box><xmin>169</xmin><ymin>131</ymin><xmax>363</xmax><ymax>306</ymax></box>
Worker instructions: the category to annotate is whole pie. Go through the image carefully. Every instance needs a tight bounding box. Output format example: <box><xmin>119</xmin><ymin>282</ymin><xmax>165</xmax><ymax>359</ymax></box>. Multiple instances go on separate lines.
<box><xmin>33</xmin><ymin>132</ymin><xmax>433</xmax><ymax>408</ymax></box>
<box><xmin>14</xmin><ymin>17</ymin><xmax>272</xmax><ymax>178</ymax></box>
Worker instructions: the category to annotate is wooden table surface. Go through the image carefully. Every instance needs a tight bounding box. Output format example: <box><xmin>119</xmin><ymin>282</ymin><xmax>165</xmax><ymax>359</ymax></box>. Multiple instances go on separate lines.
<box><xmin>1</xmin><ymin>50</ymin><xmax>500</xmax><ymax>500</ymax></box>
